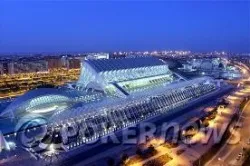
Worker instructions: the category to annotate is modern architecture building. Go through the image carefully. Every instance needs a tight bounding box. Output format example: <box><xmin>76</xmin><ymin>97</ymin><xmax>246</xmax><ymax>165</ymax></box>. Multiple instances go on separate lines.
<box><xmin>179</xmin><ymin>58</ymin><xmax>242</xmax><ymax>79</ymax></box>
<box><xmin>1</xmin><ymin>56</ymin><xmax>220</xmax><ymax>153</ymax></box>
<box><xmin>77</xmin><ymin>56</ymin><xmax>173</xmax><ymax>96</ymax></box>
<box><xmin>85</xmin><ymin>53</ymin><xmax>109</xmax><ymax>60</ymax></box>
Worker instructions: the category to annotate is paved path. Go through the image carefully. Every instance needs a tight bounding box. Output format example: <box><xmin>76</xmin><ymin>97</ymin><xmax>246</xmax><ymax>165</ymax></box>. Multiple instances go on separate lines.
<box><xmin>205</xmin><ymin>86</ymin><xmax>250</xmax><ymax>166</ymax></box>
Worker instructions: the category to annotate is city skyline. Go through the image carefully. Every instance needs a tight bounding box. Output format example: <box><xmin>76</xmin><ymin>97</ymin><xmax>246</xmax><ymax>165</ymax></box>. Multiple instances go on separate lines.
<box><xmin>1</xmin><ymin>1</ymin><xmax>250</xmax><ymax>54</ymax></box>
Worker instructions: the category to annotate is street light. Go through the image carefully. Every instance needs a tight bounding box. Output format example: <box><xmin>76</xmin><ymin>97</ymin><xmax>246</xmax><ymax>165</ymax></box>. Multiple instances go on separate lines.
<box><xmin>218</xmin><ymin>157</ymin><xmax>225</xmax><ymax>166</ymax></box>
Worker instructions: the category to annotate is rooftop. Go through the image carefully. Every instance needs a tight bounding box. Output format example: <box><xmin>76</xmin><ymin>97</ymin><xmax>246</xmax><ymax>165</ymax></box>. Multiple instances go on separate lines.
<box><xmin>85</xmin><ymin>56</ymin><xmax>165</xmax><ymax>73</ymax></box>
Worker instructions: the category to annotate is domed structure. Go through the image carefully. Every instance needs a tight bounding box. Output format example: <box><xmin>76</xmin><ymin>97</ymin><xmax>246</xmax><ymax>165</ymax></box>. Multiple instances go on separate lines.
<box><xmin>0</xmin><ymin>88</ymin><xmax>76</xmax><ymax>119</ymax></box>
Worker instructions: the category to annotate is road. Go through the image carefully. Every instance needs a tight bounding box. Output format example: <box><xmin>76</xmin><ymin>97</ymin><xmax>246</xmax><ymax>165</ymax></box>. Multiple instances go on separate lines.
<box><xmin>206</xmin><ymin>85</ymin><xmax>250</xmax><ymax>166</ymax></box>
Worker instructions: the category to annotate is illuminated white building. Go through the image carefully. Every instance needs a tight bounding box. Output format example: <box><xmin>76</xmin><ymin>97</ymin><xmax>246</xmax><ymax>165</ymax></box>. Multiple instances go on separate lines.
<box><xmin>85</xmin><ymin>53</ymin><xmax>109</xmax><ymax>60</ymax></box>
<box><xmin>77</xmin><ymin>56</ymin><xmax>173</xmax><ymax>96</ymax></box>
<box><xmin>1</xmin><ymin>56</ymin><xmax>220</xmax><ymax>152</ymax></box>
<box><xmin>179</xmin><ymin>58</ymin><xmax>242</xmax><ymax>79</ymax></box>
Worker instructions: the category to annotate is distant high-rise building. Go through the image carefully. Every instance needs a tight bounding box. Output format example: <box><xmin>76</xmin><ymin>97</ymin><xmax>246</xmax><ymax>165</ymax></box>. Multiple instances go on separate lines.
<box><xmin>13</xmin><ymin>60</ymin><xmax>48</xmax><ymax>74</ymax></box>
<box><xmin>68</xmin><ymin>58</ymin><xmax>80</xmax><ymax>69</ymax></box>
<box><xmin>8</xmin><ymin>62</ymin><xmax>15</xmax><ymax>75</ymax></box>
<box><xmin>0</xmin><ymin>62</ymin><xmax>14</xmax><ymax>75</ymax></box>
<box><xmin>85</xmin><ymin>53</ymin><xmax>109</xmax><ymax>60</ymax></box>
<box><xmin>61</xmin><ymin>56</ymin><xmax>69</xmax><ymax>68</ymax></box>
<box><xmin>2</xmin><ymin>62</ymin><xmax>9</xmax><ymax>74</ymax></box>
<box><xmin>0</xmin><ymin>63</ymin><xmax>3</xmax><ymax>75</ymax></box>
<box><xmin>47</xmin><ymin>57</ymin><xmax>63</xmax><ymax>70</ymax></box>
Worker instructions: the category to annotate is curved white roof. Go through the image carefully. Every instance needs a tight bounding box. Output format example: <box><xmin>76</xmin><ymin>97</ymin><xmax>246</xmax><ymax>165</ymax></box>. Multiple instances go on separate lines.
<box><xmin>1</xmin><ymin>87</ymin><xmax>106</xmax><ymax>119</ymax></box>
<box><xmin>1</xmin><ymin>88</ymin><xmax>80</xmax><ymax>118</ymax></box>
<box><xmin>86</xmin><ymin>56</ymin><xmax>165</xmax><ymax>73</ymax></box>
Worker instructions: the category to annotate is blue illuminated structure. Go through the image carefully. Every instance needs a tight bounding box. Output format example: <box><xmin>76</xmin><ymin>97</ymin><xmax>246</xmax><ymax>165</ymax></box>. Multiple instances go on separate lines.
<box><xmin>1</xmin><ymin>56</ymin><xmax>219</xmax><ymax>152</ymax></box>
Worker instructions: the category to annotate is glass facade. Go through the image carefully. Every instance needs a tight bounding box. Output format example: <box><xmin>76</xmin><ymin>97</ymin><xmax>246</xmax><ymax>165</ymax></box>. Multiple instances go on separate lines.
<box><xmin>49</xmin><ymin>78</ymin><xmax>217</xmax><ymax>149</ymax></box>
<box><xmin>1</xmin><ymin>57</ymin><xmax>220</xmax><ymax>153</ymax></box>
<box><xmin>77</xmin><ymin>57</ymin><xmax>172</xmax><ymax>93</ymax></box>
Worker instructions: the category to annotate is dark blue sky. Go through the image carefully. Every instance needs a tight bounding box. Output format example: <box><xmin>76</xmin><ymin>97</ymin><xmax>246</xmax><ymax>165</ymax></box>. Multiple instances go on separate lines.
<box><xmin>1</xmin><ymin>1</ymin><xmax>250</xmax><ymax>54</ymax></box>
